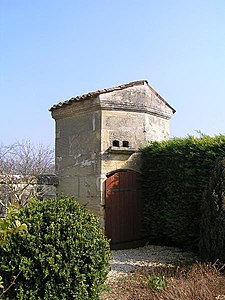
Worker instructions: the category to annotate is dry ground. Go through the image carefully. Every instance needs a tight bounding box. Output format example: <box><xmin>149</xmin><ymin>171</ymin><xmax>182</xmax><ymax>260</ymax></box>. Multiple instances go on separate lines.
<box><xmin>101</xmin><ymin>264</ymin><xmax>225</xmax><ymax>300</ymax></box>
<box><xmin>101</xmin><ymin>245</ymin><xmax>225</xmax><ymax>300</ymax></box>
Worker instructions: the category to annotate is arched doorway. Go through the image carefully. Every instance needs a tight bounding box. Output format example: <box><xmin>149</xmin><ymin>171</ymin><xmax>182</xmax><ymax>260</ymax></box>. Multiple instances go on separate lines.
<box><xmin>105</xmin><ymin>170</ymin><xmax>144</xmax><ymax>248</ymax></box>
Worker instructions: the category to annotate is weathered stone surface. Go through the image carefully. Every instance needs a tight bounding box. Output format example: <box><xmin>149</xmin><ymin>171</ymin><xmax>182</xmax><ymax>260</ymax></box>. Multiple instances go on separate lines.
<box><xmin>50</xmin><ymin>80</ymin><xmax>175</xmax><ymax>217</ymax></box>
<box><xmin>37</xmin><ymin>174</ymin><xmax>58</xmax><ymax>186</ymax></box>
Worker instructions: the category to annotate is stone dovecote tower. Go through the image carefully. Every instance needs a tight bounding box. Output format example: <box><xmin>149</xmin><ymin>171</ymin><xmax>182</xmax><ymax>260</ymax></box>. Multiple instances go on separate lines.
<box><xmin>49</xmin><ymin>80</ymin><xmax>175</xmax><ymax>224</ymax></box>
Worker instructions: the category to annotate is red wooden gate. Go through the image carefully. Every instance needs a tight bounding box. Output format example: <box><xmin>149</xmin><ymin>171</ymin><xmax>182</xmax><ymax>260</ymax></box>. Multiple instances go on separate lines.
<box><xmin>105</xmin><ymin>170</ymin><xmax>143</xmax><ymax>246</ymax></box>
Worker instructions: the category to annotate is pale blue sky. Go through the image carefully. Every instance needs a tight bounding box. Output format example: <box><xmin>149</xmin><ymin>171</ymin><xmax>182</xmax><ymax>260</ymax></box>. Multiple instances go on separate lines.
<box><xmin>1</xmin><ymin>0</ymin><xmax>225</xmax><ymax>147</ymax></box>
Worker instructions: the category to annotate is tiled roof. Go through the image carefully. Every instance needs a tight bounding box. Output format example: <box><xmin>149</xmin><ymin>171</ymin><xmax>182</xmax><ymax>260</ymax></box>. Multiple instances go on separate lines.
<box><xmin>49</xmin><ymin>80</ymin><xmax>176</xmax><ymax>113</ymax></box>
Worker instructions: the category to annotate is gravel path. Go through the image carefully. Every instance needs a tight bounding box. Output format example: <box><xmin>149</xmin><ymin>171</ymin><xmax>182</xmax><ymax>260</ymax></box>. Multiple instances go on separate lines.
<box><xmin>107</xmin><ymin>244</ymin><xmax>197</xmax><ymax>282</ymax></box>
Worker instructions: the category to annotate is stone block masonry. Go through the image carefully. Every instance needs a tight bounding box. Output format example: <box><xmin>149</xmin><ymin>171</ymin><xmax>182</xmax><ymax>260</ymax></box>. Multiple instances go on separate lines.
<box><xmin>50</xmin><ymin>80</ymin><xmax>175</xmax><ymax>218</ymax></box>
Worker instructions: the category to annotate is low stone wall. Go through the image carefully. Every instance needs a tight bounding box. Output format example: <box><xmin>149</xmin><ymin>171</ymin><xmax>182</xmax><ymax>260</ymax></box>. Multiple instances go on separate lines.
<box><xmin>0</xmin><ymin>174</ymin><xmax>58</xmax><ymax>216</ymax></box>
<box><xmin>36</xmin><ymin>174</ymin><xmax>59</xmax><ymax>200</ymax></box>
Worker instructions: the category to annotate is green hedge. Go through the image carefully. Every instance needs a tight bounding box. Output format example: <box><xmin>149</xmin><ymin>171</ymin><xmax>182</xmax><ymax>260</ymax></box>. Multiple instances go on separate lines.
<box><xmin>141</xmin><ymin>135</ymin><xmax>225</xmax><ymax>250</ymax></box>
<box><xmin>199</xmin><ymin>158</ymin><xmax>225</xmax><ymax>262</ymax></box>
<box><xmin>0</xmin><ymin>197</ymin><xmax>110</xmax><ymax>300</ymax></box>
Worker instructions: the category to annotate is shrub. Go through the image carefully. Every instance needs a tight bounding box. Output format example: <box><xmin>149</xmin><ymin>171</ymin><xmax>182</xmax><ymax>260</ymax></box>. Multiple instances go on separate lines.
<box><xmin>0</xmin><ymin>197</ymin><xmax>111</xmax><ymax>300</ymax></box>
<box><xmin>141</xmin><ymin>135</ymin><xmax>225</xmax><ymax>250</ymax></box>
<box><xmin>147</xmin><ymin>275</ymin><xmax>168</xmax><ymax>290</ymax></box>
<box><xmin>199</xmin><ymin>158</ymin><xmax>225</xmax><ymax>262</ymax></box>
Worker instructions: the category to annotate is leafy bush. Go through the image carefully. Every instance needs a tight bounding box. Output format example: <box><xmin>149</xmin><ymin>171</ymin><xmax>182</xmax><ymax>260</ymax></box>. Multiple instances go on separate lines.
<box><xmin>141</xmin><ymin>135</ymin><xmax>225</xmax><ymax>250</ymax></box>
<box><xmin>0</xmin><ymin>208</ymin><xmax>27</xmax><ymax>247</ymax></box>
<box><xmin>199</xmin><ymin>158</ymin><xmax>225</xmax><ymax>262</ymax></box>
<box><xmin>0</xmin><ymin>197</ymin><xmax>110</xmax><ymax>300</ymax></box>
<box><xmin>147</xmin><ymin>275</ymin><xmax>168</xmax><ymax>290</ymax></box>
<box><xmin>0</xmin><ymin>208</ymin><xmax>28</xmax><ymax>297</ymax></box>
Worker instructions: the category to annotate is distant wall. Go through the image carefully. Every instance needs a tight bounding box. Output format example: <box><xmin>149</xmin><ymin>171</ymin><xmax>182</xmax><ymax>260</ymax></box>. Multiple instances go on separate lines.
<box><xmin>0</xmin><ymin>174</ymin><xmax>58</xmax><ymax>216</ymax></box>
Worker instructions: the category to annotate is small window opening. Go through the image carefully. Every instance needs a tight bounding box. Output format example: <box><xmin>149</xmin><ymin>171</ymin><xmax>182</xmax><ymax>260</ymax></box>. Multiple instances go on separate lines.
<box><xmin>122</xmin><ymin>141</ymin><xmax>129</xmax><ymax>147</ymax></box>
<box><xmin>112</xmin><ymin>140</ymin><xmax>120</xmax><ymax>147</ymax></box>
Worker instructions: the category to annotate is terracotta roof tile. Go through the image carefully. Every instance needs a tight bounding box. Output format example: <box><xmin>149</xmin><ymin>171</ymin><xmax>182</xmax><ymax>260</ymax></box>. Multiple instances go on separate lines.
<box><xmin>49</xmin><ymin>80</ymin><xmax>175</xmax><ymax>113</ymax></box>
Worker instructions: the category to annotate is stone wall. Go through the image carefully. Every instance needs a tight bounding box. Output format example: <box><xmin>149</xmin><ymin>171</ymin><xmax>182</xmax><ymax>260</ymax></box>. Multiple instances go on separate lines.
<box><xmin>51</xmin><ymin>81</ymin><xmax>175</xmax><ymax>217</ymax></box>
<box><xmin>54</xmin><ymin>106</ymin><xmax>102</xmax><ymax>214</ymax></box>
<box><xmin>0</xmin><ymin>174</ymin><xmax>58</xmax><ymax>216</ymax></box>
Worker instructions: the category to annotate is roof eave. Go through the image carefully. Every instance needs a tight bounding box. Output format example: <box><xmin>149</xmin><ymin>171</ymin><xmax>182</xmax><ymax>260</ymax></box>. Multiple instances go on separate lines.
<box><xmin>49</xmin><ymin>79</ymin><xmax>176</xmax><ymax>114</ymax></box>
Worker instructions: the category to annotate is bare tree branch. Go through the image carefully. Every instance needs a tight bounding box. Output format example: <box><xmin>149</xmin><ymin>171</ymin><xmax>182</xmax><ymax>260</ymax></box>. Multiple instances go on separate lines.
<box><xmin>0</xmin><ymin>141</ymin><xmax>55</xmax><ymax>214</ymax></box>
<box><xmin>0</xmin><ymin>271</ymin><xmax>21</xmax><ymax>298</ymax></box>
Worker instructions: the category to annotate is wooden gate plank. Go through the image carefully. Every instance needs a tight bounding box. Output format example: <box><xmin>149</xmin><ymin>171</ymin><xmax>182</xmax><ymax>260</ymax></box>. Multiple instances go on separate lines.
<box><xmin>105</xmin><ymin>170</ymin><xmax>143</xmax><ymax>246</ymax></box>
